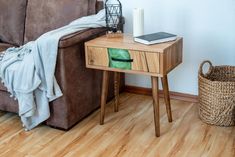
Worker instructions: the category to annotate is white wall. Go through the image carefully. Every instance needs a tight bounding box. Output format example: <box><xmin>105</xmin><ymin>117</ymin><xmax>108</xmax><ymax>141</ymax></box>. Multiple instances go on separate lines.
<box><xmin>118</xmin><ymin>0</ymin><xmax>235</xmax><ymax>95</ymax></box>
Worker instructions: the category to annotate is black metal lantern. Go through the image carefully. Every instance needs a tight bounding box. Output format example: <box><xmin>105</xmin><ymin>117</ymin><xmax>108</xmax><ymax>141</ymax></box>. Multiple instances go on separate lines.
<box><xmin>105</xmin><ymin>0</ymin><xmax>123</xmax><ymax>34</ymax></box>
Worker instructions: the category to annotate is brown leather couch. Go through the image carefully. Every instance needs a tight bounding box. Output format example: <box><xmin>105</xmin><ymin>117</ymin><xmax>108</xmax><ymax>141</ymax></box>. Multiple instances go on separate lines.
<box><xmin>0</xmin><ymin>0</ymin><xmax>124</xmax><ymax>130</ymax></box>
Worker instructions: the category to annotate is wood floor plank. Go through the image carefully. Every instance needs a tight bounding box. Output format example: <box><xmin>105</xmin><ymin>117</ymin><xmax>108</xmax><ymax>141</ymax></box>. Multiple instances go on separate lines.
<box><xmin>0</xmin><ymin>93</ymin><xmax>233</xmax><ymax>157</ymax></box>
<box><xmin>0</xmin><ymin>149</ymin><xmax>27</xmax><ymax>157</ymax></box>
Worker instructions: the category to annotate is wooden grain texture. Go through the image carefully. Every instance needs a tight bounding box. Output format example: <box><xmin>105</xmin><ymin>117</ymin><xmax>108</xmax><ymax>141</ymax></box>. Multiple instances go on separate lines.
<box><xmin>85</xmin><ymin>34</ymin><xmax>183</xmax><ymax>76</ymax></box>
<box><xmin>125</xmin><ymin>85</ymin><xmax>199</xmax><ymax>103</ymax></box>
<box><xmin>0</xmin><ymin>93</ymin><xmax>234</xmax><ymax>157</ymax></box>
<box><xmin>145</xmin><ymin>52</ymin><xmax>160</xmax><ymax>73</ymax></box>
<box><xmin>129</xmin><ymin>50</ymin><xmax>148</xmax><ymax>72</ymax></box>
<box><xmin>85</xmin><ymin>34</ymin><xmax>182</xmax><ymax>53</ymax></box>
<box><xmin>86</xmin><ymin>64</ymin><xmax>164</xmax><ymax>77</ymax></box>
<box><xmin>163</xmin><ymin>38</ymin><xmax>183</xmax><ymax>74</ymax></box>
<box><xmin>100</xmin><ymin>71</ymin><xmax>109</xmax><ymax>125</ymax></box>
<box><xmin>87</xmin><ymin>46</ymin><xmax>109</xmax><ymax>67</ymax></box>
<box><xmin>161</xmin><ymin>75</ymin><xmax>173</xmax><ymax>122</ymax></box>
<box><xmin>114</xmin><ymin>72</ymin><xmax>120</xmax><ymax>112</ymax></box>
<box><xmin>151</xmin><ymin>77</ymin><xmax>160</xmax><ymax>137</ymax></box>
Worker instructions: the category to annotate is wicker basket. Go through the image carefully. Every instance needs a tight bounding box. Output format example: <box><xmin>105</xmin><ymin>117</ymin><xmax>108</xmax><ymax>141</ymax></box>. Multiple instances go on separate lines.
<box><xmin>198</xmin><ymin>60</ymin><xmax>235</xmax><ymax>126</ymax></box>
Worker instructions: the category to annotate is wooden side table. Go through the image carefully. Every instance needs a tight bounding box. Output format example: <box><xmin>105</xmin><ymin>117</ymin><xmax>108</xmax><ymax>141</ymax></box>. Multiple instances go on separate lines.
<box><xmin>85</xmin><ymin>34</ymin><xmax>183</xmax><ymax>137</ymax></box>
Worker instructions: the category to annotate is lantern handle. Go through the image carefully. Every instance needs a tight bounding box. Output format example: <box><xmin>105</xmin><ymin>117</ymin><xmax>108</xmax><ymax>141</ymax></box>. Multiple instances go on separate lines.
<box><xmin>105</xmin><ymin>0</ymin><xmax>122</xmax><ymax>6</ymax></box>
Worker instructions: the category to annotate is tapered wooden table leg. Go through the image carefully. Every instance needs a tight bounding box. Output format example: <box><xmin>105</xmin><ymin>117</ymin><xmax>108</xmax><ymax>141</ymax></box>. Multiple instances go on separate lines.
<box><xmin>161</xmin><ymin>75</ymin><xmax>173</xmax><ymax>122</ymax></box>
<box><xmin>100</xmin><ymin>71</ymin><xmax>109</xmax><ymax>125</ymax></box>
<box><xmin>151</xmin><ymin>76</ymin><xmax>160</xmax><ymax>137</ymax></box>
<box><xmin>114</xmin><ymin>72</ymin><xmax>120</xmax><ymax>112</ymax></box>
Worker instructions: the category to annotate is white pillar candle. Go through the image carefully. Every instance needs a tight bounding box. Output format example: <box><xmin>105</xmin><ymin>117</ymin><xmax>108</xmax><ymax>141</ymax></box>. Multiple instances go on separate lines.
<box><xmin>133</xmin><ymin>8</ymin><xmax>144</xmax><ymax>37</ymax></box>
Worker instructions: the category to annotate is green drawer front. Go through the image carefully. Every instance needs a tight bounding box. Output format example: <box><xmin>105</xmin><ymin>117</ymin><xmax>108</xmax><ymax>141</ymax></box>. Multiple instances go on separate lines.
<box><xmin>108</xmin><ymin>48</ymin><xmax>132</xmax><ymax>70</ymax></box>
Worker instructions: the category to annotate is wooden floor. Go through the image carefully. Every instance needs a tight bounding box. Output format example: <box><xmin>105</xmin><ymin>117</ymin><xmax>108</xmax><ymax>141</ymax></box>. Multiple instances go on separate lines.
<box><xmin>0</xmin><ymin>92</ymin><xmax>234</xmax><ymax>157</ymax></box>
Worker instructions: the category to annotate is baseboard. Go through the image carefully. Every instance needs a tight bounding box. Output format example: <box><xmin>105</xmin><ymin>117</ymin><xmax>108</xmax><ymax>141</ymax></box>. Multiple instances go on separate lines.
<box><xmin>124</xmin><ymin>85</ymin><xmax>198</xmax><ymax>103</ymax></box>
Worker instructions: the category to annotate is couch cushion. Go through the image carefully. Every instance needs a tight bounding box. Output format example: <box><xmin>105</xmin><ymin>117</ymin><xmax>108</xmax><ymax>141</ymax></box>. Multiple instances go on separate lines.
<box><xmin>89</xmin><ymin>0</ymin><xmax>97</xmax><ymax>14</ymax></box>
<box><xmin>0</xmin><ymin>80</ymin><xmax>7</xmax><ymax>91</ymax></box>
<box><xmin>0</xmin><ymin>42</ymin><xmax>13</xmax><ymax>52</ymax></box>
<box><xmin>96</xmin><ymin>0</ymin><xmax>104</xmax><ymax>13</ymax></box>
<box><xmin>0</xmin><ymin>43</ymin><xmax>14</xmax><ymax>91</ymax></box>
<box><xmin>0</xmin><ymin>0</ymin><xmax>27</xmax><ymax>46</ymax></box>
<box><xmin>0</xmin><ymin>91</ymin><xmax>18</xmax><ymax>113</ymax></box>
<box><xmin>24</xmin><ymin>0</ymin><xmax>98</xmax><ymax>43</ymax></box>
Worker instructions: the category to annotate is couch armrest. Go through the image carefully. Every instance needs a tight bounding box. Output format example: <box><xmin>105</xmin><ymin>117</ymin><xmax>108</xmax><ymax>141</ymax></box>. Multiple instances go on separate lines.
<box><xmin>59</xmin><ymin>27</ymin><xmax>107</xmax><ymax>48</ymax></box>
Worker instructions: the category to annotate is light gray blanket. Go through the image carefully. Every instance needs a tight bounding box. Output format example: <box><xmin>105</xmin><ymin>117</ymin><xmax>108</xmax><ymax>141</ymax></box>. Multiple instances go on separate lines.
<box><xmin>0</xmin><ymin>9</ymin><xmax>106</xmax><ymax>130</ymax></box>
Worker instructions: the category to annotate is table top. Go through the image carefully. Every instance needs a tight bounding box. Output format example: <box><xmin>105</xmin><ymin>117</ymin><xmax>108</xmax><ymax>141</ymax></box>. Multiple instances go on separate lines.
<box><xmin>85</xmin><ymin>34</ymin><xmax>183</xmax><ymax>76</ymax></box>
<box><xmin>85</xmin><ymin>34</ymin><xmax>182</xmax><ymax>53</ymax></box>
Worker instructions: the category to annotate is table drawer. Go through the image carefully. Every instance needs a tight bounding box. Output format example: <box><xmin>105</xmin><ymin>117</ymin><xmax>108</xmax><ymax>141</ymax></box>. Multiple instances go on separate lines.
<box><xmin>86</xmin><ymin>46</ymin><xmax>160</xmax><ymax>73</ymax></box>
<box><xmin>87</xmin><ymin>47</ymin><xmax>109</xmax><ymax>67</ymax></box>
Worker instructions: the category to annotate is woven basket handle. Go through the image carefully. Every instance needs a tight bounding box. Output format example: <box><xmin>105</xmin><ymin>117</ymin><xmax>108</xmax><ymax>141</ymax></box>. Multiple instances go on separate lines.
<box><xmin>199</xmin><ymin>60</ymin><xmax>213</xmax><ymax>77</ymax></box>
